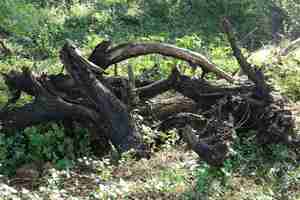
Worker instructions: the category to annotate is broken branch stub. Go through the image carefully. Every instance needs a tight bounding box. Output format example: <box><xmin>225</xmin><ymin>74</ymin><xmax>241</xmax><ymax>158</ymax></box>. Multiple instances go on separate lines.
<box><xmin>222</xmin><ymin>18</ymin><xmax>271</xmax><ymax>100</ymax></box>
<box><xmin>0</xmin><ymin>68</ymin><xmax>100</xmax><ymax>131</ymax></box>
<box><xmin>60</xmin><ymin>41</ymin><xmax>146</xmax><ymax>155</ymax></box>
<box><xmin>181</xmin><ymin>124</ymin><xmax>231</xmax><ymax>167</ymax></box>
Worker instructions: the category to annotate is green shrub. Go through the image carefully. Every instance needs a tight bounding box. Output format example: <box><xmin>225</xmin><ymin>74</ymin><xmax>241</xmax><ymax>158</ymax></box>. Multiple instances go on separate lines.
<box><xmin>279</xmin><ymin>0</ymin><xmax>300</xmax><ymax>38</ymax></box>
<box><xmin>0</xmin><ymin>124</ymin><xmax>91</xmax><ymax>175</ymax></box>
<box><xmin>25</xmin><ymin>0</ymin><xmax>75</xmax><ymax>8</ymax></box>
<box><xmin>278</xmin><ymin>69</ymin><xmax>300</xmax><ymax>101</ymax></box>
<box><xmin>141</xmin><ymin>0</ymin><xmax>176</xmax><ymax>22</ymax></box>
<box><xmin>0</xmin><ymin>0</ymin><xmax>66</xmax><ymax>58</ymax></box>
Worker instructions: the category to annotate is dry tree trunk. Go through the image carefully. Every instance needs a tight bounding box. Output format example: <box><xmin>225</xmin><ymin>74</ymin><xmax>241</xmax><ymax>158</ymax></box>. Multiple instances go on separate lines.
<box><xmin>159</xmin><ymin>19</ymin><xmax>295</xmax><ymax>165</ymax></box>
<box><xmin>0</xmin><ymin>42</ymin><xmax>147</xmax><ymax>157</ymax></box>
<box><xmin>0</xmin><ymin>19</ymin><xmax>296</xmax><ymax>166</ymax></box>
<box><xmin>60</xmin><ymin>42</ymin><xmax>146</xmax><ymax>155</ymax></box>
<box><xmin>139</xmin><ymin>95</ymin><xmax>198</xmax><ymax>121</ymax></box>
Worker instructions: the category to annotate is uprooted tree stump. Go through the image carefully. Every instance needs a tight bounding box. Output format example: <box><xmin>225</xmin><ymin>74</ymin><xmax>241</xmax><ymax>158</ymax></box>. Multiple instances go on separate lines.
<box><xmin>0</xmin><ymin>19</ymin><xmax>298</xmax><ymax>166</ymax></box>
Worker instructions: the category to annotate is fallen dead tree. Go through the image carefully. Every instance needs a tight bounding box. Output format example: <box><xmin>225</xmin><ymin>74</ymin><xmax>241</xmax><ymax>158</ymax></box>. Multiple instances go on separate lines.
<box><xmin>0</xmin><ymin>19</ymin><xmax>298</xmax><ymax>166</ymax></box>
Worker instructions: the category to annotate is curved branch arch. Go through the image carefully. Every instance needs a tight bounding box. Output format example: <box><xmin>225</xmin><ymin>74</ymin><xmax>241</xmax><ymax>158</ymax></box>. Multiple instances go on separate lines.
<box><xmin>89</xmin><ymin>42</ymin><xmax>235</xmax><ymax>83</ymax></box>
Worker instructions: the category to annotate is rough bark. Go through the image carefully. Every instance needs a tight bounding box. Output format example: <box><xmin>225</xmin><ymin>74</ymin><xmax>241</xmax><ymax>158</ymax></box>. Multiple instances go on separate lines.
<box><xmin>60</xmin><ymin>41</ymin><xmax>145</xmax><ymax>155</ymax></box>
<box><xmin>0</xmin><ymin>33</ymin><xmax>296</xmax><ymax>167</ymax></box>
<box><xmin>0</xmin><ymin>42</ymin><xmax>147</xmax><ymax>157</ymax></box>
<box><xmin>222</xmin><ymin>18</ymin><xmax>271</xmax><ymax>100</ymax></box>
<box><xmin>181</xmin><ymin>125</ymin><xmax>231</xmax><ymax>166</ymax></box>
<box><xmin>139</xmin><ymin>95</ymin><xmax>198</xmax><ymax>121</ymax></box>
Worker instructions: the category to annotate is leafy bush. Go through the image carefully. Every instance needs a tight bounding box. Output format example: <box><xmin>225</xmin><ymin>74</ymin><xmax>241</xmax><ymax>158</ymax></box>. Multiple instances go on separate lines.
<box><xmin>26</xmin><ymin>0</ymin><xmax>76</xmax><ymax>8</ymax></box>
<box><xmin>0</xmin><ymin>124</ymin><xmax>91</xmax><ymax>175</ymax></box>
<box><xmin>275</xmin><ymin>65</ymin><xmax>300</xmax><ymax>101</ymax></box>
<box><xmin>0</xmin><ymin>0</ymin><xmax>42</xmax><ymax>37</ymax></box>
<box><xmin>141</xmin><ymin>0</ymin><xmax>177</xmax><ymax>22</ymax></box>
<box><xmin>279</xmin><ymin>0</ymin><xmax>300</xmax><ymax>38</ymax></box>
<box><xmin>0</xmin><ymin>0</ymin><xmax>66</xmax><ymax>58</ymax></box>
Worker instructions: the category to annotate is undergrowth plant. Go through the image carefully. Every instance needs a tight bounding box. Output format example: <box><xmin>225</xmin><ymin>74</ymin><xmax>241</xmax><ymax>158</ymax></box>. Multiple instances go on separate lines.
<box><xmin>0</xmin><ymin>124</ymin><xmax>91</xmax><ymax>175</ymax></box>
<box><xmin>188</xmin><ymin>129</ymin><xmax>299</xmax><ymax>200</ymax></box>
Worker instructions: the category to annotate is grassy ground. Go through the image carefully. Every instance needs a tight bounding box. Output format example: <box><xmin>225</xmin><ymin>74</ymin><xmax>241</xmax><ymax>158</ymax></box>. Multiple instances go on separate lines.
<box><xmin>0</xmin><ymin>141</ymin><xmax>299</xmax><ymax>199</ymax></box>
<box><xmin>0</xmin><ymin>1</ymin><xmax>299</xmax><ymax>199</ymax></box>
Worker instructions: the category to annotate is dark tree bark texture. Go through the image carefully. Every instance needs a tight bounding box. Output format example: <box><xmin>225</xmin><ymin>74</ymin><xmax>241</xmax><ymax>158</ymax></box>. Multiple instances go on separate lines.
<box><xmin>0</xmin><ymin>20</ymin><xmax>297</xmax><ymax>166</ymax></box>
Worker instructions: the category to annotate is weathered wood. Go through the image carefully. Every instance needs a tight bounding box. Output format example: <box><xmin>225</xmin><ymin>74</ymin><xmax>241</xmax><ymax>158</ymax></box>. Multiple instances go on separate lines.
<box><xmin>0</xmin><ymin>69</ymin><xmax>101</xmax><ymax>131</ymax></box>
<box><xmin>181</xmin><ymin>125</ymin><xmax>230</xmax><ymax>166</ymax></box>
<box><xmin>158</xmin><ymin>112</ymin><xmax>206</xmax><ymax>131</ymax></box>
<box><xmin>0</xmin><ymin>38</ymin><xmax>296</xmax><ymax>167</ymax></box>
<box><xmin>127</xmin><ymin>64</ymin><xmax>139</xmax><ymax>109</ymax></box>
<box><xmin>135</xmin><ymin>67</ymin><xmax>180</xmax><ymax>100</ymax></box>
<box><xmin>88</xmin><ymin>41</ymin><xmax>235</xmax><ymax>82</ymax></box>
<box><xmin>64</xmin><ymin>39</ymin><xmax>106</xmax><ymax>75</ymax></box>
<box><xmin>171</xmin><ymin>69</ymin><xmax>257</xmax><ymax>108</ymax></box>
<box><xmin>222</xmin><ymin>18</ymin><xmax>271</xmax><ymax>100</ymax></box>
<box><xmin>60</xmin><ymin>41</ymin><xmax>145</xmax><ymax>155</ymax></box>
<box><xmin>139</xmin><ymin>95</ymin><xmax>197</xmax><ymax>121</ymax></box>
